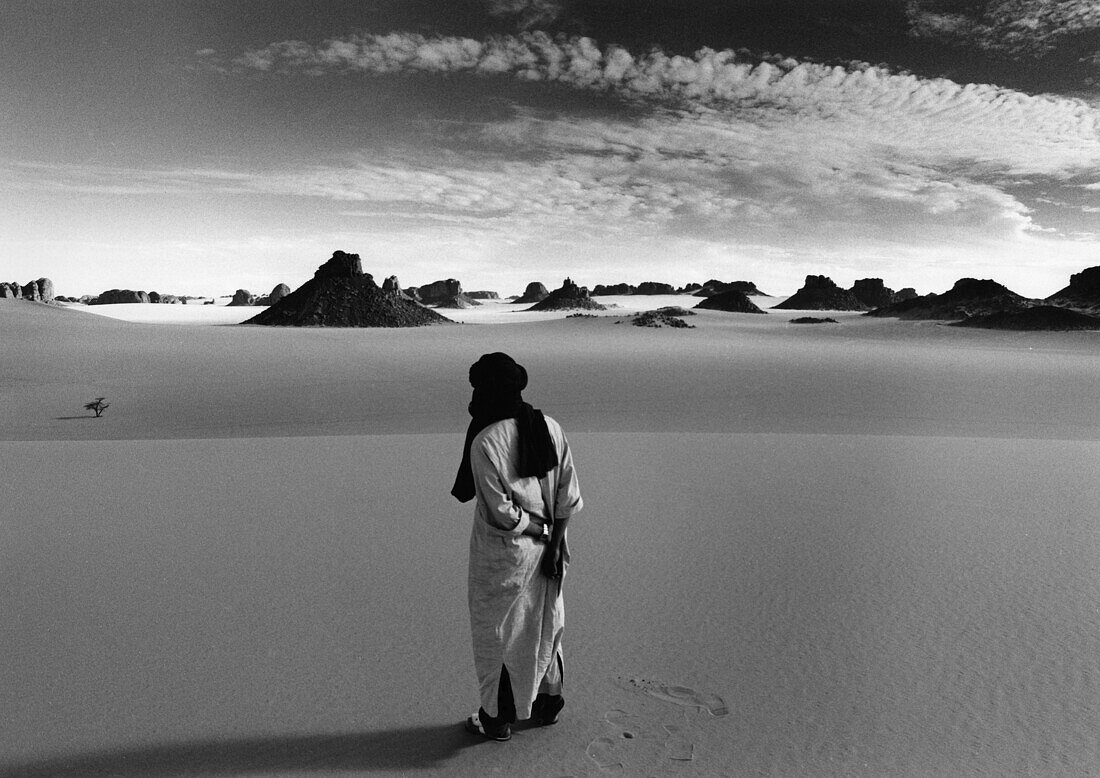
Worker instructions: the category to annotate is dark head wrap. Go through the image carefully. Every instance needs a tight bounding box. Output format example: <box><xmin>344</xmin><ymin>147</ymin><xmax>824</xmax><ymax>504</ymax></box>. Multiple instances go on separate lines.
<box><xmin>451</xmin><ymin>352</ymin><xmax>559</xmax><ymax>502</ymax></box>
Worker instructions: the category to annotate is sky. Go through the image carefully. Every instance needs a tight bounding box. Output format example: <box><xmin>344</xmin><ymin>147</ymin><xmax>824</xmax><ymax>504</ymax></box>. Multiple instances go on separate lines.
<box><xmin>3</xmin><ymin>0</ymin><xmax>1099</xmax><ymax>298</ymax></box>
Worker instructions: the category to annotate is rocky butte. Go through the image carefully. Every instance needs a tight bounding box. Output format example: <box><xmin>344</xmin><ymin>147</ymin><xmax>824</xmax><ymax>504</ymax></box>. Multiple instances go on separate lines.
<box><xmin>1046</xmin><ymin>266</ymin><xmax>1100</xmax><ymax>314</ymax></box>
<box><xmin>1</xmin><ymin>278</ymin><xmax>55</xmax><ymax>301</ymax></box>
<box><xmin>693</xmin><ymin>289</ymin><xmax>767</xmax><ymax>314</ymax></box>
<box><xmin>515</xmin><ymin>282</ymin><xmax>550</xmax><ymax>304</ymax></box>
<box><xmin>691</xmin><ymin>280</ymin><xmax>767</xmax><ymax>298</ymax></box>
<box><xmin>406</xmin><ymin>278</ymin><xmax>480</xmax><ymax>308</ymax></box>
<box><xmin>526</xmin><ymin>278</ymin><xmax>607</xmax><ymax>312</ymax></box>
<box><xmin>773</xmin><ymin>276</ymin><xmax>868</xmax><ymax>311</ymax></box>
<box><xmin>244</xmin><ymin>251</ymin><xmax>451</xmax><ymax>327</ymax></box>
<box><xmin>867</xmin><ymin>278</ymin><xmax>1033</xmax><ymax>320</ymax></box>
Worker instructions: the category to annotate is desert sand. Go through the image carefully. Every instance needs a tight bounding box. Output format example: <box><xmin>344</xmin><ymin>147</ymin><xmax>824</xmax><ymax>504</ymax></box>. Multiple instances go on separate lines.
<box><xmin>2</xmin><ymin>296</ymin><xmax>1100</xmax><ymax>776</ymax></box>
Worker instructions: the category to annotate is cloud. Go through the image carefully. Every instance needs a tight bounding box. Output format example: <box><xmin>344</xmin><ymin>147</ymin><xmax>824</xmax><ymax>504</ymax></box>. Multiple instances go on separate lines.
<box><xmin>485</xmin><ymin>0</ymin><xmax>567</xmax><ymax>29</ymax></box>
<box><xmin>906</xmin><ymin>0</ymin><xmax>1100</xmax><ymax>57</ymax></box>
<box><xmin>226</xmin><ymin>31</ymin><xmax>1100</xmax><ymax>178</ymax></box>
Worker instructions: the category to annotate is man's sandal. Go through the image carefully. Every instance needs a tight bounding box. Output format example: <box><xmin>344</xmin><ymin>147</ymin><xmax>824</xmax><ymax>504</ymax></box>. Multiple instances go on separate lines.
<box><xmin>532</xmin><ymin>694</ymin><xmax>565</xmax><ymax>726</ymax></box>
<box><xmin>465</xmin><ymin>713</ymin><xmax>511</xmax><ymax>741</ymax></box>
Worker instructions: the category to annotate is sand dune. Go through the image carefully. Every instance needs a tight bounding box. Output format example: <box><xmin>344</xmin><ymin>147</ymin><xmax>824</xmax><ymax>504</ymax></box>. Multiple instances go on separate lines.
<box><xmin>2</xmin><ymin>298</ymin><xmax>1100</xmax><ymax>775</ymax></box>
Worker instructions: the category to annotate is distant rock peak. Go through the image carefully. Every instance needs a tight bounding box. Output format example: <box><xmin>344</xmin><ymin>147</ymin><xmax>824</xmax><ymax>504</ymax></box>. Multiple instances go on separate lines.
<box><xmin>314</xmin><ymin>251</ymin><xmax>367</xmax><ymax>281</ymax></box>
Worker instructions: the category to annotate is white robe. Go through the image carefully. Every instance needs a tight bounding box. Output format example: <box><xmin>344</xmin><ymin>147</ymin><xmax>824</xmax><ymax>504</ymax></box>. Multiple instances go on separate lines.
<box><xmin>467</xmin><ymin>415</ymin><xmax>583</xmax><ymax>719</ymax></box>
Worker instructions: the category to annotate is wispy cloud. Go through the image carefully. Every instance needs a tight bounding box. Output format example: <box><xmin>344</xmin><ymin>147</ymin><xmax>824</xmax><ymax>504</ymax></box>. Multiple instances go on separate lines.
<box><xmin>485</xmin><ymin>0</ymin><xmax>566</xmax><ymax>30</ymax></box>
<box><xmin>224</xmin><ymin>32</ymin><xmax>1100</xmax><ymax>175</ymax></box>
<box><xmin>906</xmin><ymin>0</ymin><xmax>1100</xmax><ymax>57</ymax></box>
<box><xmin>214</xmin><ymin>33</ymin><xmax>1100</xmax><ymax>242</ymax></box>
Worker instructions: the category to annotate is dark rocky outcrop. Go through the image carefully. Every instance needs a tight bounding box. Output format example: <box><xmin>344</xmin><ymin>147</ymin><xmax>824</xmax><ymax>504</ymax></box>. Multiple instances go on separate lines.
<box><xmin>515</xmin><ymin>282</ymin><xmax>550</xmax><ymax>304</ymax></box>
<box><xmin>254</xmin><ymin>283</ymin><xmax>291</xmax><ymax>306</ymax></box>
<box><xmin>867</xmin><ymin>278</ymin><xmax>1032</xmax><ymax>320</ymax></box>
<box><xmin>526</xmin><ymin>278</ymin><xmax>606</xmax><ymax>312</ymax></box>
<box><xmin>636</xmin><ymin>281</ymin><xmax>676</xmax><ymax>295</ymax></box>
<box><xmin>850</xmin><ymin>278</ymin><xmax>897</xmax><ymax>309</ymax></box>
<box><xmin>693</xmin><ymin>289</ymin><xmax>767</xmax><ymax>314</ymax></box>
<box><xmin>591</xmin><ymin>283</ymin><xmax>635</xmax><ymax>296</ymax></box>
<box><xmin>244</xmin><ymin>251</ymin><xmax>451</xmax><ymax>327</ymax></box>
<box><xmin>228</xmin><ymin>289</ymin><xmax>256</xmax><ymax>307</ymax></box>
<box><xmin>90</xmin><ymin>289</ymin><xmax>151</xmax><ymax>305</ymax></box>
<box><xmin>790</xmin><ymin>317</ymin><xmax>838</xmax><ymax>324</ymax></box>
<box><xmin>407</xmin><ymin>278</ymin><xmax>480</xmax><ymax>308</ymax></box>
<box><xmin>629</xmin><ymin>307</ymin><xmax>696</xmax><ymax>328</ymax></box>
<box><xmin>772</xmin><ymin>276</ymin><xmax>868</xmax><ymax>311</ymax></box>
<box><xmin>381</xmin><ymin>276</ymin><xmax>402</xmax><ymax>296</ymax></box>
<box><xmin>951</xmin><ymin>305</ymin><xmax>1100</xmax><ymax>331</ymax></box>
<box><xmin>896</xmin><ymin>288</ymin><xmax>918</xmax><ymax>302</ymax></box>
<box><xmin>692</xmin><ymin>280</ymin><xmax>767</xmax><ymax>298</ymax></box>
<box><xmin>1046</xmin><ymin>266</ymin><xmax>1100</xmax><ymax>313</ymax></box>
<box><xmin>1</xmin><ymin>278</ymin><xmax>55</xmax><ymax>301</ymax></box>
<box><xmin>25</xmin><ymin>279</ymin><xmax>54</xmax><ymax>301</ymax></box>
<box><xmin>466</xmin><ymin>291</ymin><xmax>500</xmax><ymax>300</ymax></box>
<box><xmin>410</xmin><ymin>279</ymin><xmax>459</xmax><ymax>303</ymax></box>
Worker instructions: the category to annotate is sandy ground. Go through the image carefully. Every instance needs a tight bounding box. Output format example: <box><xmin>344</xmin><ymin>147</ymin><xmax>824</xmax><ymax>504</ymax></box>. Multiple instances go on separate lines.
<box><xmin>2</xmin><ymin>297</ymin><xmax>1100</xmax><ymax>776</ymax></box>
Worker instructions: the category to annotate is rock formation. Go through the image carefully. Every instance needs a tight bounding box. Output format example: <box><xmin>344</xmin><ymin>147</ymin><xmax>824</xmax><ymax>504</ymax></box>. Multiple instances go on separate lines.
<box><xmin>693</xmin><ymin>289</ymin><xmax>767</xmax><ymax>314</ymax></box>
<box><xmin>692</xmin><ymin>280</ymin><xmax>766</xmax><ymax>297</ymax></box>
<box><xmin>526</xmin><ymin>278</ymin><xmax>606</xmax><ymax>312</ymax></box>
<box><xmin>381</xmin><ymin>276</ymin><xmax>401</xmax><ymax>296</ymax></box>
<box><xmin>244</xmin><ymin>250</ymin><xmax>451</xmax><ymax>327</ymax></box>
<box><xmin>228</xmin><ymin>289</ymin><xmax>256</xmax><ymax>306</ymax></box>
<box><xmin>515</xmin><ymin>282</ymin><xmax>550</xmax><ymax>304</ymax></box>
<box><xmin>406</xmin><ymin>278</ymin><xmax>479</xmax><ymax>308</ymax></box>
<box><xmin>1</xmin><ymin>278</ymin><xmax>55</xmax><ymax>302</ymax></box>
<box><xmin>255</xmin><ymin>283</ymin><xmax>291</xmax><ymax>306</ymax></box>
<box><xmin>636</xmin><ymin>281</ymin><xmax>677</xmax><ymax>295</ymax></box>
<box><xmin>466</xmin><ymin>291</ymin><xmax>500</xmax><ymax>300</ymax></box>
<box><xmin>772</xmin><ymin>276</ymin><xmax>868</xmax><ymax>311</ymax></box>
<box><xmin>591</xmin><ymin>283</ymin><xmax>635</xmax><ymax>296</ymax></box>
<box><xmin>90</xmin><ymin>289</ymin><xmax>151</xmax><ymax>305</ymax></box>
<box><xmin>850</xmin><ymin>278</ymin><xmax>897</xmax><ymax>309</ymax></box>
<box><xmin>867</xmin><ymin>278</ymin><xmax>1032</xmax><ymax>320</ymax></box>
<box><xmin>951</xmin><ymin>305</ymin><xmax>1100</xmax><ymax>331</ymax></box>
<box><xmin>411</xmin><ymin>279</ymin><xmax>460</xmax><ymax>303</ymax></box>
<box><xmin>1046</xmin><ymin>266</ymin><xmax>1100</xmax><ymax>313</ymax></box>
<box><xmin>629</xmin><ymin>307</ymin><xmax>696</xmax><ymax>328</ymax></box>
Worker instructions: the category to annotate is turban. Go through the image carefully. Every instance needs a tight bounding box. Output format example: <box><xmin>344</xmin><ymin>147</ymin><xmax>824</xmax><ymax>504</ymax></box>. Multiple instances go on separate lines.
<box><xmin>451</xmin><ymin>353</ymin><xmax>559</xmax><ymax>502</ymax></box>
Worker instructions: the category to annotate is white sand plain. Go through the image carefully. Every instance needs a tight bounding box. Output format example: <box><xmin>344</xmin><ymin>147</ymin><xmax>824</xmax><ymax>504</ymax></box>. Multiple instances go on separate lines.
<box><xmin>2</xmin><ymin>296</ymin><xmax>1100</xmax><ymax>776</ymax></box>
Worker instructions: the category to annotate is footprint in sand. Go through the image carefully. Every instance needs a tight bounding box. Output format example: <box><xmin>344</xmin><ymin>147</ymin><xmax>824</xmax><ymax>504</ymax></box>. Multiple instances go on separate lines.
<box><xmin>604</xmin><ymin>708</ymin><xmax>658</xmax><ymax>740</ymax></box>
<box><xmin>662</xmin><ymin>723</ymin><xmax>695</xmax><ymax>762</ymax></box>
<box><xmin>614</xmin><ymin>676</ymin><xmax>730</xmax><ymax>717</ymax></box>
<box><xmin>586</xmin><ymin>736</ymin><xmax>624</xmax><ymax>772</ymax></box>
<box><xmin>604</xmin><ymin>709</ymin><xmax>696</xmax><ymax>764</ymax></box>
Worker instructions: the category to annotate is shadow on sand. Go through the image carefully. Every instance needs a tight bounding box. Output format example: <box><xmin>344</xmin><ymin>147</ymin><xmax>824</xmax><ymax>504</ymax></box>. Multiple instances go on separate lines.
<box><xmin>0</xmin><ymin>724</ymin><xmax>474</xmax><ymax>777</ymax></box>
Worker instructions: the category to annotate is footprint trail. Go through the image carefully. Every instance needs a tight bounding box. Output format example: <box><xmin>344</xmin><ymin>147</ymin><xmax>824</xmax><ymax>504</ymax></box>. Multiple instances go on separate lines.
<box><xmin>614</xmin><ymin>676</ymin><xmax>730</xmax><ymax>716</ymax></box>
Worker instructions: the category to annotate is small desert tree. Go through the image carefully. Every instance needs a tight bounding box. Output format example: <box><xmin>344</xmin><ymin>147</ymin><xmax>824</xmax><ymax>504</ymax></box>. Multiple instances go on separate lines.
<box><xmin>84</xmin><ymin>397</ymin><xmax>110</xmax><ymax>417</ymax></box>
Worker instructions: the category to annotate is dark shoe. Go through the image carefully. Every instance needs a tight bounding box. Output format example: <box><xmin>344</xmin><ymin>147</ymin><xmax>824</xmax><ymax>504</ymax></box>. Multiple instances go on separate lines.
<box><xmin>532</xmin><ymin>694</ymin><xmax>565</xmax><ymax>726</ymax></box>
<box><xmin>465</xmin><ymin>713</ymin><xmax>511</xmax><ymax>741</ymax></box>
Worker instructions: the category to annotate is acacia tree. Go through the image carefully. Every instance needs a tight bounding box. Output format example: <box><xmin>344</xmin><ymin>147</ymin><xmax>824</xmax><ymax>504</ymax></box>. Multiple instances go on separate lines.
<box><xmin>84</xmin><ymin>397</ymin><xmax>110</xmax><ymax>417</ymax></box>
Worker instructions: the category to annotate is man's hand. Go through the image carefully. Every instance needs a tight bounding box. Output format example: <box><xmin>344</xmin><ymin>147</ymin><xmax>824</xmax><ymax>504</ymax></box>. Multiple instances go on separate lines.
<box><xmin>542</xmin><ymin>542</ymin><xmax>565</xmax><ymax>579</ymax></box>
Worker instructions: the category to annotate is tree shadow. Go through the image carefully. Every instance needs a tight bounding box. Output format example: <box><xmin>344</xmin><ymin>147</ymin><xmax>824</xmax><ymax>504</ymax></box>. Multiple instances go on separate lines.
<box><xmin>0</xmin><ymin>724</ymin><xmax>475</xmax><ymax>777</ymax></box>
<box><xmin>54</xmin><ymin>416</ymin><xmax>96</xmax><ymax>421</ymax></box>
